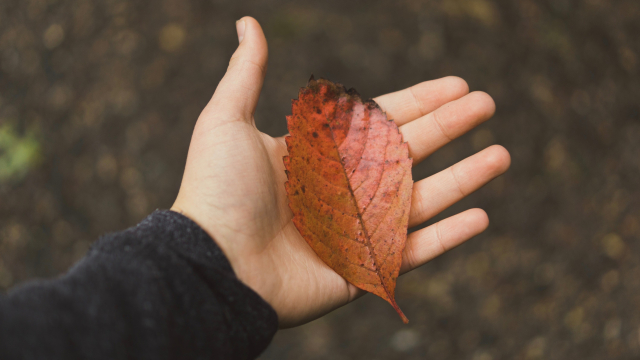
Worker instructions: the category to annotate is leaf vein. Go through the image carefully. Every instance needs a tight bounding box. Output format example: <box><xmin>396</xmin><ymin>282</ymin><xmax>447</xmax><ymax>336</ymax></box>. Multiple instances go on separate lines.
<box><xmin>300</xmin><ymin>196</ymin><xmax>364</xmax><ymax>246</ymax></box>
<box><xmin>367</xmin><ymin>167</ymin><xmax>410</xmax><ymax>239</ymax></box>
<box><xmin>360</xmin><ymin>131</ymin><xmax>391</xmax><ymax>215</ymax></box>
<box><xmin>296</xmin><ymin>129</ymin><xmax>342</xmax><ymax>166</ymax></box>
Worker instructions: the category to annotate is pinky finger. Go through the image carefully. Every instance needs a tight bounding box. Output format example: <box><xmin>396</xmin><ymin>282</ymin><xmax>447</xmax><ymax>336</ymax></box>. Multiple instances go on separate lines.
<box><xmin>400</xmin><ymin>208</ymin><xmax>489</xmax><ymax>274</ymax></box>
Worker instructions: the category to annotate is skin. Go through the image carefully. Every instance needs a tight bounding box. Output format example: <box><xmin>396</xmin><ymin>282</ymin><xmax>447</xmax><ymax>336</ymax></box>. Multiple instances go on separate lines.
<box><xmin>171</xmin><ymin>17</ymin><xmax>511</xmax><ymax>328</ymax></box>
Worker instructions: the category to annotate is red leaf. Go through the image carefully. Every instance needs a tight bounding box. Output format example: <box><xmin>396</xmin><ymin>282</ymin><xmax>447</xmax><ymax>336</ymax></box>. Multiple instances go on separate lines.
<box><xmin>284</xmin><ymin>77</ymin><xmax>413</xmax><ymax>323</ymax></box>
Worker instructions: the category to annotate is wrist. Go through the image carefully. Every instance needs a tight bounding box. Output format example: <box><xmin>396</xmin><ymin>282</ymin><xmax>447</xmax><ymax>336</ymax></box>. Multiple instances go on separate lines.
<box><xmin>169</xmin><ymin>204</ymin><xmax>280</xmax><ymax>313</ymax></box>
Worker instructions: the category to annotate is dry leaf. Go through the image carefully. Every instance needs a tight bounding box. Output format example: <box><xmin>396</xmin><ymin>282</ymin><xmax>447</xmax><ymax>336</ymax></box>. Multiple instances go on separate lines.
<box><xmin>284</xmin><ymin>77</ymin><xmax>413</xmax><ymax>323</ymax></box>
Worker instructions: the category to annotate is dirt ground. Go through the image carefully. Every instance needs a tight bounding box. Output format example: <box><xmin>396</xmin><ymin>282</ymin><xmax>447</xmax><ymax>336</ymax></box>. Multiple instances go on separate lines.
<box><xmin>1</xmin><ymin>0</ymin><xmax>639</xmax><ymax>359</ymax></box>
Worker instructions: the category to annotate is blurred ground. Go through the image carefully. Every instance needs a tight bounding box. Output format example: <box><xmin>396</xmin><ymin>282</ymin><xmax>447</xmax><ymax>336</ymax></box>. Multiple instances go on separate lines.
<box><xmin>1</xmin><ymin>0</ymin><xmax>639</xmax><ymax>359</ymax></box>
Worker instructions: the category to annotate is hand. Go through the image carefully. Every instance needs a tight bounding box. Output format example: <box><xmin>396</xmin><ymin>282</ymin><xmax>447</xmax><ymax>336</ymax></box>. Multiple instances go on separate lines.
<box><xmin>171</xmin><ymin>17</ymin><xmax>510</xmax><ymax>328</ymax></box>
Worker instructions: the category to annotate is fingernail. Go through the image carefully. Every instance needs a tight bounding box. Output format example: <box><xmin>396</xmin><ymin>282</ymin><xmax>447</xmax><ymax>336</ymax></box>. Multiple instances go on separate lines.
<box><xmin>236</xmin><ymin>19</ymin><xmax>245</xmax><ymax>43</ymax></box>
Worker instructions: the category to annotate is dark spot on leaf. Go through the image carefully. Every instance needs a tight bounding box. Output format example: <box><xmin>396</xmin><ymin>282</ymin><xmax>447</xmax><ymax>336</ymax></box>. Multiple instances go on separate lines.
<box><xmin>301</xmin><ymin>185</ymin><xmax>306</xmax><ymax>193</ymax></box>
<box><xmin>312</xmin><ymin>132</ymin><xmax>319</xmax><ymax>138</ymax></box>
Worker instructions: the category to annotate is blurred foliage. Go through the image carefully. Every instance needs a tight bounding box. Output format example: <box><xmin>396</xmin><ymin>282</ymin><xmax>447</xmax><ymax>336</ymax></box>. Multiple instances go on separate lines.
<box><xmin>0</xmin><ymin>124</ymin><xmax>41</xmax><ymax>182</ymax></box>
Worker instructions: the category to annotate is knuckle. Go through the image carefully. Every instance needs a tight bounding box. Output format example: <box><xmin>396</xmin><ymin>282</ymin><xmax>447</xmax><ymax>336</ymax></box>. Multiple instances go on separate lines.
<box><xmin>409</xmin><ymin>86</ymin><xmax>427</xmax><ymax>117</ymax></box>
<box><xmin>450</xmin><ymin>166</ymin><xmax>466</xmax><ymax>196</ymax></box>
<box><xmin>228</xmin><ymin>55</ymin><xmax>267</xmax><ymax>76</ymax></box>
<box><xmin>403</xmin><ymin>238</ymin><xmax>418</xmax><ymax>270</ymax></box>
<box><xmin>434</xmin><ymin>222</ymin><xmax>447</xmax><ymax>253</ymax></box>
<box><xmin>432</xmin><ymin>110</ymin><xmax>453</xmax><ymax>140</ymax></box>
<box><xmin>411</xmin><ymin>188</ymin><xmax>427</xmax><ymax>224</ymax></box>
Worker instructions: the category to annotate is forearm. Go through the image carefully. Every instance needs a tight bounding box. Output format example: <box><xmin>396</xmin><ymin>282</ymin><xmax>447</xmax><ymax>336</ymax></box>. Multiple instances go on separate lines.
<box><xmin>0</xmin><ymin>210</ymin><xmax>277</xmax><ymax>360</ymax></box>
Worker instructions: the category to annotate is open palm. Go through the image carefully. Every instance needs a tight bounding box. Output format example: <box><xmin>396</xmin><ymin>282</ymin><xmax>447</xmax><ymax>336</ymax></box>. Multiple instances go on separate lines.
<box><xmin>171</xmin><ymin>17</ymin><xmax>510</xmax><ymax>328</ymax></box>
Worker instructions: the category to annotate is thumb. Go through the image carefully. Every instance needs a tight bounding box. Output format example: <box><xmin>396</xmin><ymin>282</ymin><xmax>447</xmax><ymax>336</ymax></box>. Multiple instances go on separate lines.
<box><xmin>204</xmin><ymin>16</ymin><xmax>268</xmax><ymax>125</ymax></box>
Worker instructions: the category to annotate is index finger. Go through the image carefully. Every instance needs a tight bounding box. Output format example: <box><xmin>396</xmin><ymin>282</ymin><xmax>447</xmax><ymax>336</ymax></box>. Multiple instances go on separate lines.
<box><xmin>373</xmin><ymin>76</ymin><xmax>470</xmax><ymax>126</ymax></box>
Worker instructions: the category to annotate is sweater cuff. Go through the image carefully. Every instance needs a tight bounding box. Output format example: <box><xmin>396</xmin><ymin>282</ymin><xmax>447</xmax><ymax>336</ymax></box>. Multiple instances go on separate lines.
<box><xmin>92</xmin><ymin>210</ymin><xmax>279</xmax><ymax>359</ymax></box>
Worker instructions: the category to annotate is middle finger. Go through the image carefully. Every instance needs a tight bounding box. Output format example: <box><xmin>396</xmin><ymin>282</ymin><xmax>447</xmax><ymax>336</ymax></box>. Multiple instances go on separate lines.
<box><xmin>400</xmin><ymin>91</ymin><xmax>496</xmax><ymax>166</ymax></box>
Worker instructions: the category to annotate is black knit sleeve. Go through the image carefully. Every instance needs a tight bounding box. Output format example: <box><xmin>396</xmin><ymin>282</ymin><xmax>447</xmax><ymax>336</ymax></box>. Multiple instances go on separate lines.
<box><xmin>0</xmin><ymin>210</ymin><xmax>278</xmax><ymax>360</ymax></box>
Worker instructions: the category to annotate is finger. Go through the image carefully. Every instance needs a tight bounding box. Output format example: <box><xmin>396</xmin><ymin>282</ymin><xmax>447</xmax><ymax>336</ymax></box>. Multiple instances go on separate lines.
<box><xmin>401</xmin><ymin>91</ymin><xmax>496</xmax><ymax>165</ymax></box>
<box><xmin>347</xmin><ymin>208</ymin><xmax>490</xmax><ymax>301</ymax></box>
<box><xmin>374</xmin><ymin>76</ymin><xmax>469</xmax><ymax>126</ymax></box>
<box><xmin>202</xmin><ymin>16</ymin><xmax>268</xmax><ymax>124</ymax></box>
<box><xmin>409</xmin><ymin>145</ymin><xmax>510</xmax><ymax>227</ymax></box>
<box><xmin>400</xmin><ymin>208</ymin><xmax>489</xmax><ymax>274</ymax></box>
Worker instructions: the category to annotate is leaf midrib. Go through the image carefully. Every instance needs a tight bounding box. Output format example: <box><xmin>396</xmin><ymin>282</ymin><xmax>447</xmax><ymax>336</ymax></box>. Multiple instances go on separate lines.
<box><xmin>322</xmin><ymin>102</ymin><xmax>394</xmax><ymax>302</ymax></box>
